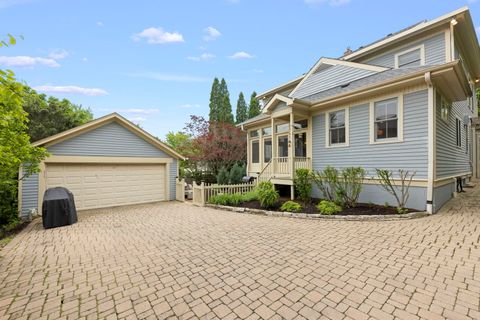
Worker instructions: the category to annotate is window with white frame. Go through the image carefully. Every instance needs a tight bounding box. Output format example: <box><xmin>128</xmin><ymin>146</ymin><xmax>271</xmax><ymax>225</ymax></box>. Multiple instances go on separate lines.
<box><xmin>395</xmin><ymin>46</ymin><xmax>423</xmax><ymax>68</ymax></box>
<box><xmin>436</xmin><ymin>92</ymin><xmax>450</xmax><ymax>122</ymax></box>
<box><xmin>328</xmin><ymin>109</ymin><xmax>346</xmax><ymax>145</ymax></box>
<box><xmin>374</xmin><ymin>98</ymin><xmax>398</xmax><ymax>141</ymax></box>
<box><xmin>455</xmin><ymin>118</ymin><xmax>462</xmax><ymax>147</ymax></box>
<box><xmin>251</xmin><ymin>140</ymin><xmax>259</xmax><ymax>163</ymax></box>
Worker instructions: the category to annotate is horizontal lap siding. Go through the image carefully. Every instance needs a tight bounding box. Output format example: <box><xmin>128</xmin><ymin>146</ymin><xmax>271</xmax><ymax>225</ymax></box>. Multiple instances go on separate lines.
<box><xmin>292</xmin><ymin>65</ymin><xmax>376</xmax><ymax>99</ymax></box>
<box><xmin>21</xmin><ymin>173</ymin><xmax>39</xmax><ymax>217</ymax></box>
<box><xmin>363</xmin><ymin>32</ymin><xmax>446</xmax><ymax>68</ymax></box>
<box><xmin>436</xmin><ymin>100</ymin><xmax>472</xmax><ymax>178</ymax></box>
<box><xmin>170</xmin><ymin>160</ymin><xmax>178</xmax><ymax>200</ymax></box>
<box><xmin>312</xmin><ymin>90</ymin><xmax>429</xmax><ymax>178</ymax></box>
<box><xmin>433</xmin><ymin>182</ymin><xmax>455</xmax><ymax>212</ymax></box>
<box><xmin>47</xmin><ymin>122</ymin><xmax>170</xmax><ymax>157</ymax></box>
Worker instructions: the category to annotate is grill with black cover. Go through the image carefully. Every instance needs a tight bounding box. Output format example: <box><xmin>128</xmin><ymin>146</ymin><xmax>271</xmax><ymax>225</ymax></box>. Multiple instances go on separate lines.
<box><xmin>42</xmin><ymin>187</ymin><xmax>78</xmax><ymax>229</ymax></box>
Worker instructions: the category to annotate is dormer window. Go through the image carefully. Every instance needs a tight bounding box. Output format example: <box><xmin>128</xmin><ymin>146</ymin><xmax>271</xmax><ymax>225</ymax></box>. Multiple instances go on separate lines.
<box><xmin>395</xmin><ymin>45</ymin><xmax>425</xmax><ymax>68</ymax></box>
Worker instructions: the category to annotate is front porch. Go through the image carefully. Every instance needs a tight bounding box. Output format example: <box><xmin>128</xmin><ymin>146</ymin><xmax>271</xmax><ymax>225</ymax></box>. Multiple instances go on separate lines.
<box><xmin>257</xmin><ymin>157</ymin><xmax>311</xmax><ymax>184</ymax></box>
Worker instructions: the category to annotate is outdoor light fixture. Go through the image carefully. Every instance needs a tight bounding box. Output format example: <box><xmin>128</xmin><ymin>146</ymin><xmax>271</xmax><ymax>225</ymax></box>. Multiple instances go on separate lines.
<box><xmin>451</xmin><ymin>18</ymin><xmax>458</xmax><ymax>26</ymax></box>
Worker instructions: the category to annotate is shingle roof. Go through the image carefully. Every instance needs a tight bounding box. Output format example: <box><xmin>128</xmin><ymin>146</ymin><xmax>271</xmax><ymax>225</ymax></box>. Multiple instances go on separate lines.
<box><xmin>237</xmin><ymin>113</ymin><xmax>270</xmax><ymax>127</ymax></box>
<box><xmin>301</xmin><ymin>65</ymin><xmax>433</xmax><ymax>103</ymax></box>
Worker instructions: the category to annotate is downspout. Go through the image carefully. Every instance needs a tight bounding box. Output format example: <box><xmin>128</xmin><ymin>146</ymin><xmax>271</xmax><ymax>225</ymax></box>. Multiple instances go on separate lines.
<box><xmin>425</xmin><ymin>72</ymin><xmax>435</xmax><ymax>214</ymax></box>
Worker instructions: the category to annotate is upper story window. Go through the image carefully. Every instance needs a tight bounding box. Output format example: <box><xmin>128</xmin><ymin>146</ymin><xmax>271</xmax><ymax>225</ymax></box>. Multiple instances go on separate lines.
<box><xmin>250</xmin><ymin>130</ymin><xmax>259</xmax><ymax>138</ymax></box>
<box><xmin>328</xmin><ymin>109</ymin><xmax>347</xmax><ymax>146</ymax></box>
<box><xmin>262</xmin><ymin>127</ymin><xmax>272</xmax><ymax>136</ymax></box>
<box><xmin>374</xmin><ymin>98</ymin><xmax>398</xmax><ymax>141</ymax></box>
<box><xmin>395</xmin><ymin>46</ymin><xmax>424</xmax><ymax>68</ymax></box>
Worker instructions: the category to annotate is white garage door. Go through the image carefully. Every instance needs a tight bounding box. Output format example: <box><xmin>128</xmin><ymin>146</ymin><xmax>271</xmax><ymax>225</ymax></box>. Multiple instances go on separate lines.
<box><xmin>45</xmin><ymin>163</ymin><xmax>166</xmax><ymax>210</ymax></box>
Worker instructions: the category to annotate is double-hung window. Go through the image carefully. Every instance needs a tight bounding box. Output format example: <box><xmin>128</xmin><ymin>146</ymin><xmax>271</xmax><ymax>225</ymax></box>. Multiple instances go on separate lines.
<box><xmin>395</xmin><ymin>46</ymin><xmax>424</xmax><ymax>68</ymax></box>
<box><xmin>374</xmin><ymin>98</ymin><xmax>398</xmax><ymax>141</ymax></box>
<box><xmin>328</xmin><ymin>109</ymin><xmax>347</xmax><ymax>146</ymax></box>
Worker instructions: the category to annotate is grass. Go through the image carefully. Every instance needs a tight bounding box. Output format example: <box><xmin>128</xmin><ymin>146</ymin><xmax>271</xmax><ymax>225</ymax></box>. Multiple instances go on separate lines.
<box><xmin>0</xmin><ymin>235</ymin><xmax>14</xmax><ymax>249</ymax></box>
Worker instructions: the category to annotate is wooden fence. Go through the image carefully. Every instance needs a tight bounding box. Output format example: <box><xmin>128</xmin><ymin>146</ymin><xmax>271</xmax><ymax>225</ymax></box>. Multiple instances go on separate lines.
<box><xmin>176</xmin><ymin>179</ymin><xmax>185</xmax><ymax>202</ymax></box>
<box><xmin>192</xmin><ymin>181</ymin><xmax>256</xmax><ymax>206</ymax></box>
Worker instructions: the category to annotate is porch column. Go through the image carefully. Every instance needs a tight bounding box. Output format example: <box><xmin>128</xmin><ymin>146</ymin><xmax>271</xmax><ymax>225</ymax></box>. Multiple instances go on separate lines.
<box><xmin>271</xmin><ymin>117</ymin><xmax>276</xmax><ymax>174</ymax></box>
<box><xmin>289</xmin><ymin>112</ymin><xmax>295</xmax><ymax>200</ymax></box>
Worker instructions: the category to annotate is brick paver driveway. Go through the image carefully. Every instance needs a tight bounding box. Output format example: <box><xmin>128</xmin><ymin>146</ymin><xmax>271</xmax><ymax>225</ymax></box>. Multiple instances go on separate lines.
<box><xmin>1</xmin><ymin>188</ymin><xmax>480</xmax><ymax>320</ymax></box>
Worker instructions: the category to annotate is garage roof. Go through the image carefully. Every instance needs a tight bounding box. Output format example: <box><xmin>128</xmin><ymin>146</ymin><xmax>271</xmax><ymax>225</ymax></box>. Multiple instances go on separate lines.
<box><xmin>33</xmin><ymin>113</ymin><xmax>186</xmax><ymax>160</ymax></box>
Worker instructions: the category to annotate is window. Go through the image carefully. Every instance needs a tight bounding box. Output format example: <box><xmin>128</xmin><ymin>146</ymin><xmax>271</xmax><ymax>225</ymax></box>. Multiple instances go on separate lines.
<box><xmin>437</xmin><ymin>93</ymin><xmax>450</xmax><ymax>122</ymax></box>
<box><xmin>295</xmin><ymin>133</ymin><xmax>307</xmax><ymax>157</ymax></box>
<box><xmin>264</xmin><ymin>139</ymin><xmax>272</xmax><ymax>162</ymax></box>
<box><xmin>277</xmin><ymin>136</ymin><xmax>289</xmax><ymax>157</ymax></box>
<box><xmin>374</xmin><ymin>98</ymin><xmax>398</xmax><ymax>141</ymax></box>
<box><xmin>262</xmin><ymin>127</ymin><xmax>272</xmax><ymax>136</ymax></box>
<box><xmin>276</xmin><ymin>123</ymin><xmax>289</xmax><ymax>133</ymax></box>
<box><xmin>465</xmin><ymin>125</ymin><xmax>469</xmax><ymax>154</ymax></box>
<box><xmin>293</xmin><ymin>119</ymin><xmax>308</xmax><ymax>130</ymax></box>
<box><xmin>395</xmin><ymin>46</ymin><xmax>424</xmax><ymax>68</ymax></box>
<box><xmin>251</xmin><ymin>141</ymin><xmax>259</xmax><ymax>163</ymax></box>
<box><xmin>455</xmin><ymin>118</ymin><xmax>462</xmax><ymax>147</ymax></box>
<box><xmin>250</xmin><ymin>130</ymin><xmax>259</xmax><ymax>138</ymax></box>
<box><xmin>328</xmin><ymin>109</ymin><xmax>346</xmax><ymax>145</ymax></box>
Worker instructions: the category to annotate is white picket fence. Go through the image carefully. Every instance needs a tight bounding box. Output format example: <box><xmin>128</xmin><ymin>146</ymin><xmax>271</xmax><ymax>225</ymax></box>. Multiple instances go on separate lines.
<box><xmin>191</xmin><ymin>181</ymin><xmax>256</xmax><ymax>206</ymax></box>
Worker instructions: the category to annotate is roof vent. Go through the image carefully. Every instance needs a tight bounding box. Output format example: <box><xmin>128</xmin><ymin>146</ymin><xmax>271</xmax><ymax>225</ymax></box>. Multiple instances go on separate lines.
<box><xmin>340</xmin><ymin>83</ymin><xmax>350</xmax><ymax>88</ymax></box>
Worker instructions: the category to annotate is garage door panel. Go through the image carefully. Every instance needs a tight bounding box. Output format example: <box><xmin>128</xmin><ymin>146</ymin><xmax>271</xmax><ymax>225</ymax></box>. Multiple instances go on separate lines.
<box><xmin>45</xmin><ymin>163</ymin><xmax>166</xmax><ymax>210</ymax></box>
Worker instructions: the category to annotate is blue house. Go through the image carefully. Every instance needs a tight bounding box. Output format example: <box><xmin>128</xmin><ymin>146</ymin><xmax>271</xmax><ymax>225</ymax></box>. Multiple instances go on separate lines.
<box><xmin>239</xmin><ymin>7</ymin><xmax>479</xmax><ymax>213</ymax></box>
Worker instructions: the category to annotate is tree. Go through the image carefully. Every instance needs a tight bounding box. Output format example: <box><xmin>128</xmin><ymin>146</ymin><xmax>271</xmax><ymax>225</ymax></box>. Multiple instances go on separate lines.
<box><xmin>208</xmin><ymin>77</ymin><xmax>220</xmax><ymax>122</ymax></box>
<box><xmin>248</xmin><ymin>91</ymin><xmax>261</xmax><ymax>118</ymax></box>
<box><xmin>165</xmin><ymin>131</ymin><xmax>191</xmax><ymax>150</ymax></box>
<box><xmin>218</xmin><ymin>78</ymin><xmax>234</xmax><ymax>123</ymax></box>
<box><xmin>1</xmin><ymin>67</ymin><xmax>48</xmax><ymax>224</ymax></box>
<box><xmin>235</xmin><ymin>92</ymin><xmax>248</xmax><ymax>124</ymax></box>
<box><xmin>22</xmin><ymin>87</ymin><xmax>93</xmax><ymax>142</ymax></box>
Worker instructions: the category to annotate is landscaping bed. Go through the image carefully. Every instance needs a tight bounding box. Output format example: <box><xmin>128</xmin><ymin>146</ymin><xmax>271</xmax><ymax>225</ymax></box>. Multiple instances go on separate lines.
<box><xmin>0</xmin><ymin>220</ymin><xmax>31</xmax><ymax>249</ymax></box>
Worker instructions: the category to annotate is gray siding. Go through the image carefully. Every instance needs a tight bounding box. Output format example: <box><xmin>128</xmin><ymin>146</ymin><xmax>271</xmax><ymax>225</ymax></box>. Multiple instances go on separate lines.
<box><xmin>170</xmin><ymin>160</ymin><xmax>178</xmax><ymax>200</ymax></box>
<box><xmin>433</xmin><ymin>182</ymin><xmax>455</xmax><ymax>212</ymax></box>
<box><xmin>21</xmin><ymin>173</ymin><xmax>38</xmax><ymax>217</ymax></box>
<box><xmin>312</xmin><ymin>90</ymin><xmax>429</xmax><ymax>178</ymax></box>
<box><xmin>271</xmin><ymin>101</ymin><xmax>288</xmax><ymax>113</ymax></box>
<box><xmin>292</xmin><ymin>64</ymin><xmax>376</xmax><ymax>99</ymax></box>
<box><xmin>48</xmin><ymin>122</ymin><xmax>170</xmax><ymax>157</ymax></box>
<box><xmin>436</xmin><ymin>98</ymin><xmax>473</xmax><ymax>178</ymax></box>
<box><xmin>362</xmin><ymin>32</ymin><xmax>446</xmax><ymax>68</ymax></box>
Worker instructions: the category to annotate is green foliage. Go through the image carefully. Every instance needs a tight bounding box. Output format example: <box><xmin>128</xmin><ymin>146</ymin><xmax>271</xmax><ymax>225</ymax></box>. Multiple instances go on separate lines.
<box><xmin>216</xmin><ymin>167</ymin><xmax>230</xmax><ymax>185</ymax></box>
<box><xmin>312</xmin><ymin>166</ymin><xmax>339</xmax><ymax>202</ymax></box>
<box><xmin>257</xmin><ymin>182</ymin><xmax>279</xmax><ymax>208</ymax></box>
<box><xmin>23</xmin><ymin>87</ymin><xmax>93</xmax><ymax>142</ymax></box>
<box><xmin>294</xmin><ymin>169</ymin><xmax>312</xmax><ymax>203</ymax></box>
<box><xmin>317</xmin><ymin>200</ymin><xmax>342</xmax><ymax>215</ymax></box>
<box><xmin>1</xmin><ymin>54</ymin><xmax>49</xmax><ymax>224</ymax></box>
<box><xmin>376</xmin><ymin>169</ymin><xmax>416</xmax><ymax>212</ymax></box>
<box><xmin>209</xmin><ymin>78</ymin><xmax>234</xmax><ymax>124</ymax></box>
<box><xmin>336</xmin><ymin>167</ymin><xmax>366</xmax><ymax>208</ymax></box>
<box><xmin>248</xmin><ymin>91</ymin><xmax>261</xmax><ymax>118</ymax></box>
<box><xmin>280</xmin><ymin>201</ymin><xmax>302</xmax><ymax>213</ymax></box>
<box><xmin>209</xmin><ymin>193</ymin><xmax>243</xmax><ymax>206</ymax></box>
<box><xmin>165</xmin><ymin>131</ymin><xmax>191</xmax><ymax>150</ymax></box>
<box><xmin>229</xmin><ymin>163</ymin><xmax>246</xmax><ymax>184</ymax></box>
<box><xmin>241</xmin><ymin>190</ymin><xmax>258</xmax><ymax>202</ymax></box>
<box><xmin>209</xmin><ymin>77</ymin><xmax>221</xmax><ymax>122</ymax></box>
<box><xmin>235</xmin><ymin>92</ymin><xmax>248</xmax><ymax>124</ymax></box>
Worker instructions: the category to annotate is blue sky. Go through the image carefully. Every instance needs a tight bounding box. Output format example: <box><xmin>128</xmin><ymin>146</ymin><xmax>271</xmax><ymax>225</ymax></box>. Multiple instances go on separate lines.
<box><xmin>1</xmin><ymin>0</ymin><xmax>479</xmax><ymax>139</ymax></box>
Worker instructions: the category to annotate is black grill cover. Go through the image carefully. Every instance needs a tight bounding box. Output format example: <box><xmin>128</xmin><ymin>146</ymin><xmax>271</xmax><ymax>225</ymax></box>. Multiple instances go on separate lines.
<box><xmin>42</xmin><ymin>187</ymin><xmax>78</xmax><ymax>229</ymax></box>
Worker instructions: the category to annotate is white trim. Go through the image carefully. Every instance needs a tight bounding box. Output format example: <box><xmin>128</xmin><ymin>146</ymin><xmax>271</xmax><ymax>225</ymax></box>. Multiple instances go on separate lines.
<box><xmin>262</xmin><ymin>94</ymin><xmax>293</xmax><ymax>113</ymax></box>
<box><xmin>394</xmin><ymin>44</ymin><xmax>425</xmax><ymax>68</ymax></box>
<box><xmin>325</xmin><ymin>107</ymin><xmax>350</xmax><ymax>148</ymax></box>
<box><xmin>445</xmin><ymin>29</ymin><xmax>452</xmax><ymax>62</ymax></box>
<box><xmin>426</xmin><ymin>72</ymin><xmax>435</xmax><ymax>212</ymax></box>
<box><xmin>369</xmin><ymin>94</ymin><xmax>404</xmax><ymax>144</ymax></box>
<box><xmin>256</xmin><ymin>75</ymin><xmax>304</xmax><ymax>99</ymax></box>
<box><xmin>44</xmin><ymin>156</ymin><xmax>174</xmax><ymax>164</ymax></box>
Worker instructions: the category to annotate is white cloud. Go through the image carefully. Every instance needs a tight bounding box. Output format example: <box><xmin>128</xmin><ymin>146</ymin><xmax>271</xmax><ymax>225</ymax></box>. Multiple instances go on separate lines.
<box><xmin>203</xmin><ymin>26</ymin><xmax>221</xmax><ymax>41</ymax></box>
<box><xmin>126</xmin><ymin>72</ymin><xmax>209</xmax><ymax>83</ymax></box>
<box><xmin>229</xmin><ymin>51</ymin><xmax>254</xmax><ymax>59</ymax></box>
<box><xmin>304</xmin><ymin>0</ymin><xmax>350</xmax><ymax>6</ymax></box>
<box><xmin>179</xmin><ymin>104</ymin><xmax>201</xmax><ymax>108</ymax></box>
<box><xmin>33</xmin><ymin>85</ymin><xmax>108</xmax><ymax>96</ymax></box>
<box><xmin>132</xmin><ymin>27</ymin><xmax>184</xmax><ymax>44</ymax></box>
<box><xmin>187</xmin><ymin>53</ymin><xmax>215</xmax><ymax>61</ymax></box>
<box><xmin>48</xmin><ymin>48</ymin><xmax>68</xmax><ymax>60</ymax></box>
<box><xmin>96</xmin><ymin>21</ymin><xmax>104</xmax><ymax>27</ymax></box>
<box><xmin>122</xmin><ymin>108</ymin><xmax>159</xmax><ymax>115</ymax></box>
<box><xmin>0</xmin><ymin>0</ymin><xmax>33</xmax><ymax>9</ymax></box>
<box><xmin>0</xmin><ymin>56</ymin><xmax>60</xmax><ymax>67</ymax></box>
<box><xmin>128</xmin><ymin>116</ymin><xmax>147</xmax><ymax>122</ymax></box>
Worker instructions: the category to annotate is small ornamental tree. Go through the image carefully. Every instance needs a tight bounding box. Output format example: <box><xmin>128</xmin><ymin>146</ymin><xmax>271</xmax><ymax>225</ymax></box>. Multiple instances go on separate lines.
<box><xmin>376</xmin><ymin>169</ymin><xmax>416</xmax><ymax>213</ymax></box>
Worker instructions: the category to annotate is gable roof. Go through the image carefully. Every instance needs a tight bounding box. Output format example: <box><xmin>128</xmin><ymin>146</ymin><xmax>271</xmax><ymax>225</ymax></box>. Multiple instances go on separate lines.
<box><xmin>256</xmin><ymin>75</ymin><xmax>305</xmax><ymax>100</ymax></box>
<box><xmin>33</xmin><ymin>113</ymin><xmax>186</xmax><ymax>160</ymax></box>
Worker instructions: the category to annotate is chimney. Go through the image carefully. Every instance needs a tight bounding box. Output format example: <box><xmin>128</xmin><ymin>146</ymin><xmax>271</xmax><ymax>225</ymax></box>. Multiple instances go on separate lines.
<box><xmin>343</xmin><ymin>46</ymin><xmax>353</xmax><ymax>56</ymax></box>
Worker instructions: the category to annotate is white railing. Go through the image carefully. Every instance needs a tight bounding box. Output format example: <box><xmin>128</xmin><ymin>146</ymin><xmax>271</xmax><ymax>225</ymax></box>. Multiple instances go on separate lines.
<box><xmin>192</xmin><ymin>181</ymin><xmax>256</xmax><ymax>206</ymax></box>
<box><xmin>294</xmin><ymin>157</ymin><xmax>311</xmax><ymax>171</ymax></box>
<box><xmin>257</xmin><ymin>157</ymin><xmax>311</xmax><ymax>182</ymax></box>
<box><xmin>176</xmin><ymin>178</ymin><xmax>185</xmax><ymax>202</ymax></box>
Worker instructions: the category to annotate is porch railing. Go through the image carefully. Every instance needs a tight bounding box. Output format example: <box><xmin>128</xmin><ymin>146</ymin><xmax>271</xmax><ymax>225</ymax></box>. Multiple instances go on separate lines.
<box><xmin>257</xmin><ymin>157</ymin><xmax>311</xmax><ymax>182</ymax></box>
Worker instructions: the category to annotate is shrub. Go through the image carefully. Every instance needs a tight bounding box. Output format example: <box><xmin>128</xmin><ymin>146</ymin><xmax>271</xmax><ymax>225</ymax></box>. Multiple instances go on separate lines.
<box><xmin>209</xmin><ymin>193</ymin><xmax>243</xmax><ymax>206</ymax></box>
<box><xmin>257</xmin><ymin>182</ymin><xmax>279</xmax><ymax>208</ymax></box>
<box><xmin>241</xmin><ymin>190</ymin><xmax>258</xmax><ymax>202</ymax></box>
<box><xmin>280</xmin><ymin>201</ymin><xmax>302</xmax><ymax>213</ymax></box>
<box><xmin>312</xmin><ymin>166</ymin><xmax>339</xmax><ymax>202</ymax></box>
<box><xmin>336</xmin><ymin>167</ymin><xmax>366</xmax><ymax>208</ymax></box>
<box><xmin>294</xmin><ymin>169</ymin><xmax>312</xmax><ymax>203</ymax></box>
<box><xmin>317</xmin><ymin>200</ymin><xmax>342</xmax><ymax>215</ymax></box>
<box><xmin>217</xmin><ymin>167</ymin><xmax>229</xmax><ymax>185</ymax></box>
<box><xmin>376</xmin><ymin>169</ymin><xmax>416</xmax><ymax>212</ymax></box>
<box><xmin>229</xmin><ymin>163</ymin><xmax>246</xmax><ymax>184</ymax></box>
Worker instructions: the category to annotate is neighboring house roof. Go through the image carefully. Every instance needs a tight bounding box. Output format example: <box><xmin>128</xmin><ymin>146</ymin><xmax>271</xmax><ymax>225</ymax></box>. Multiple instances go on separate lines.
<box><xmin>33</xmin><ymin>113</ymin><xmax>186</xmax><ymax>160</ymax></box>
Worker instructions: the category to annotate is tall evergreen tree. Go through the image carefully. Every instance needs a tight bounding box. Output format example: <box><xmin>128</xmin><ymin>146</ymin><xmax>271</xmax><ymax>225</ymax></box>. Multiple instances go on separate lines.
<box><xmin>248</xmin><ymin>91</ymin><xmax>261</xmax><ymax>119</ymax></box>
<box><xmin>208</xmin><ymin>77</ymin><xmax>220</xmax><ymax>122</ymax></box>
<box><xmin>218</xmin><ymin>78</ymin><xmax>234</xmax><ymax>123</ymax></box>
<box><xmin>235</xmin><ymin>92</ymin><xmax>248</xmax><ymax>124</ymax></box>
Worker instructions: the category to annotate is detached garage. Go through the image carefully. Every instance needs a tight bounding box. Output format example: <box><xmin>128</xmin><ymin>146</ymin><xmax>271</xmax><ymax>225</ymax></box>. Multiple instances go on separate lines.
<box><xmin>19</xmin><ymin>113</ymin><xmax>184</xmax><ymax>217</ymax></box>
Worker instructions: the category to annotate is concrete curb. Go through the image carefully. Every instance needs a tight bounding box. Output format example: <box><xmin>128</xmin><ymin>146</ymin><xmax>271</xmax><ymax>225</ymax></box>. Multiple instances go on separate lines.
<box><xmin>205</xmin><ymin>204</ymin><xmax>430</xmax><ymax>221</ymax></box>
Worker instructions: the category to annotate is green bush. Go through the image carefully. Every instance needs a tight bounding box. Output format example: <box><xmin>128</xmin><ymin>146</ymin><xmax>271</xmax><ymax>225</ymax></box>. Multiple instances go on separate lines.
<box><xmin>229</xmin><ymin>163</ymin><xmax>246</xmax><ymax>184</ymax></box>
<box><xmin>280</xmin><ymin>201</ymin><xmax>302</xmax><ymax>213</ymax></box>
<box><xmin>217</xmin><ymin>167</ymin><xmax>229</xmax><ymax>185</ymax></box>
<box><xmin>241</xmin><ymin>190</ymin><xmax>258</xmax><ymax>202</ymax></box>
<box><xmin>294</xmin><ymin>169</ymin><xmax>312</xmax><ymax>203</ymax></box>
<box><xmin>257</xmin><ymin>182</ymin><xmax>279</xmax><ymax>208</ymax></box>
<box><xmin>209</xmin><ymin>193</ymin><xmax>243</xmax><ymax>206</ymax></box>
<box><xmin>336</xmin><ymin>167</ymin><xmax>366</xmax><ymax>208</ymax></box>
<box><xmin>317</xmin><ymin>200</ymin><xmax>342</xmax><ymax>215</ymax></box>
<box><xmin>312</xmin><ymin>166</ymin><xmax>339</xmax><ymax>202</ymax></box>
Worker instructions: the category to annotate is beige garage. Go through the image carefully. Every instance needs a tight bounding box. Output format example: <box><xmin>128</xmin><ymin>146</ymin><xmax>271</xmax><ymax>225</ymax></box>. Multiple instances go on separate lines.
<box><xmin>19</xmin><ymin>113</ymin><xmax>185</xmax><ymax>217</ymax></box>
<box><xmin>45</xmin><ymin>163</ymin><xmax>167</xmax><ymax>210</ymax></box>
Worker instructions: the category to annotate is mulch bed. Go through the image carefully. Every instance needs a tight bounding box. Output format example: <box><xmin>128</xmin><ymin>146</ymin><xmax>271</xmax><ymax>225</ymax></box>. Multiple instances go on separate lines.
<box><xmin>240</xmin><ymin>198</ymin><xmax>417</xmax><ymax>216</ymax></box>
<box><xmin>0</xmin><ymin>220</ymin><xmax>30</xmax><ymax>248</ymax></box>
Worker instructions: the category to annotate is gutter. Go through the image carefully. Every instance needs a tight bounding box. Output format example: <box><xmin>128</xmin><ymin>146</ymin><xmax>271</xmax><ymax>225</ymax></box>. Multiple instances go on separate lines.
<box><xmin>425</xmin><ymin>71</ymin><xmax>435</xmax><ymax>214</ymax></box>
